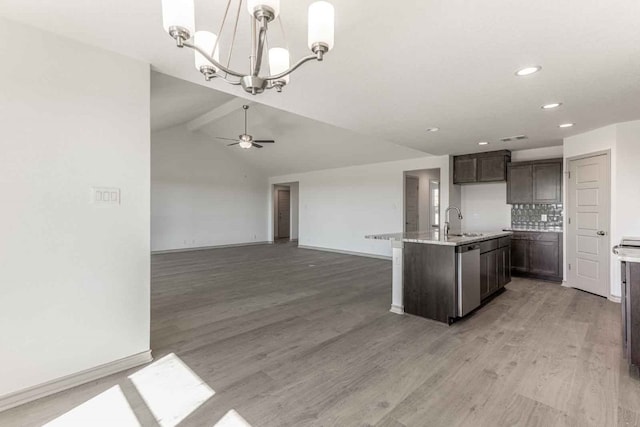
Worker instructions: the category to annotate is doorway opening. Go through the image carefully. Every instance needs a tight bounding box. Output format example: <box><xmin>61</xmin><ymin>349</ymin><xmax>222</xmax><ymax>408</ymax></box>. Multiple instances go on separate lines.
<box><xmin>566</xmin><ymin>151</ymin><xmax>611</xmax><ymax>298</ymax></box>
<box><xmin>272</xmin><ymin>183</ymin><xmax>299</xmax><ymax>243</ymax></box>
<box><xmin>403</xmin><ymin>169</ymin><xmax>441</xmax><ymax>232</ymax></box>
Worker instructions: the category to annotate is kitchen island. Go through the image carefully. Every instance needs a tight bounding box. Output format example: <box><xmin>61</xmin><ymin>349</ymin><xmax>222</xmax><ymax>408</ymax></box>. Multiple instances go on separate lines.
<box><xmin>366</xmin><ymin>230</ymin><xmax>512</xmax><ymax>324</ymax></box>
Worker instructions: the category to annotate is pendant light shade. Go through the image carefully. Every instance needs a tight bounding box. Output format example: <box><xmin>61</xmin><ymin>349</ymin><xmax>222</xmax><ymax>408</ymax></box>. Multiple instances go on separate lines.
<box><xmin>194</xmin><ymin>31</ymin><xmax>220</xmax><ymax>71</ymax></box>
<box><xmin>269</xmin><ymin>48</ymin><xmax>290</xmax><ymax>83</ymax></box>
<box><xmin>308</xmin><ymin>1</ymin><xmax>334</xmax><ymax>51</ymax></box>
<box><xmin>246</xmin><ymin>0</ymin><xmax>280</xmax><ymax>18</ymax></box>
<box><xmin>161</xmin><ymin>0</ymin><xmax>195</xmax><ymax>37</ymax></box>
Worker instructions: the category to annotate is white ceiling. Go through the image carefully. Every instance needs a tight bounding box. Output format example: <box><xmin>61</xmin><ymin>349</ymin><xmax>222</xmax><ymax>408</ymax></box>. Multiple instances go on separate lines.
<box><xmin>3</xmin><ymin>0</ymin><xmax>640</xmax><ymax>155</ymax></box>
<box><xmin>150</xmin><ymin>72</ymin><xmax>426</xmax><ymax>176</ymax></box>
<box><xmin>150</xmin><ymin>72</ymin><xmax>234</xmax><ymax>132</ymax></box>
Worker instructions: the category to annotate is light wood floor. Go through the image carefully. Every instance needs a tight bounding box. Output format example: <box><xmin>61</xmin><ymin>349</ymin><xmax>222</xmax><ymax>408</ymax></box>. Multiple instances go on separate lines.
<box><xmin>2</xmin><ymin>243</ymin><xmax>639</xmax><ymax>426</ymax></box>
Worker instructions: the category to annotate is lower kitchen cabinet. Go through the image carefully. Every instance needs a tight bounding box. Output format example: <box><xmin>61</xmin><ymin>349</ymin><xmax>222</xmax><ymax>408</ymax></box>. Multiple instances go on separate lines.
<box><xmin>510</xmin><ymin>231</ymin><xmax>563</xmax><ymax>282</ymax></box>
<box><xmin>480</xmin><ymin>237</ymin><xmax>511</xmax><ymax>300</ymax></box>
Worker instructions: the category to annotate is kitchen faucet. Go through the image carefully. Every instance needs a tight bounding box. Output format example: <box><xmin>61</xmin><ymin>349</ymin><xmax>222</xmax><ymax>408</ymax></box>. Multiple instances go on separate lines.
<box><xmin>444</xmin><ymin>206</ymin><xmax>464</xmax><ymax>237</ymax></box>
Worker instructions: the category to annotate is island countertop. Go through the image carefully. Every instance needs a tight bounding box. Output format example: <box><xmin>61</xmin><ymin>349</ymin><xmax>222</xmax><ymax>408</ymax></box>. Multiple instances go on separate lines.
<box><xmin>365</xmin><ymin>230</ymin><xmax>512</xmax><ymax>246</ymax></box>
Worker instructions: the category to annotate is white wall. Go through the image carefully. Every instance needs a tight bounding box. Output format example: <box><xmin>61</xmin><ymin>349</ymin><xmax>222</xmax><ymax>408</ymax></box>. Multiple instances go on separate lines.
<box><xmin>461</xmin><ymin>183</ymin><xmax>511</xmax><ymax>231</ymax></box>
<box><xmin>290</xmin><ymin>182</ymin><xmax>299</xmax><ymax>240</ymax></box>
<box><xmin>0</xmin><ymin>18</ymin><xmax>150</xmax><ymax>397</ymax></box>
<box><xmin>406</xmin><ymin>169</ymin><xmax>440</xmax><ymax>231</ymax></box>
<box><xmin>151</xmin><ymin>125</ymin><xmax>269</xmax><ymax>251</ymax></box>
<box><xmin>270</xmin><ymin>156</ymin><xmax>450</xmax><ymax>258</ymax></box>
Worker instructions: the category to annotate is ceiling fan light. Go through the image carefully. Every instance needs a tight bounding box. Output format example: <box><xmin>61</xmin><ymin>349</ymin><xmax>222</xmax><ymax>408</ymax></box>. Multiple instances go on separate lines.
<box><xmin>194</xmin><ymin>31</ymin><xmax>220</xmax><ymax>72</ymax></box>
<box><xmin>239</xmin><ymin>140</ymin><xmax>253</xmax><ymax>149</ymax></box>
<box><xmin>247</xmin><ymin>0</ymin><xmax>280</xmax><ymax>19</ymax></box>
<box><xmin>161</xmin><ymin>0</ymin><xmax>195</xmax><ymax>38</ymax></box>
<box><xmin>308</xmin><ymin>1</ymin><xmax>335</xmax><ymax>51</ymax></box>
<box><xmin>269</xmin><ymin>47</ymin><xmax>290</xmax><ymax>84</ymax></box>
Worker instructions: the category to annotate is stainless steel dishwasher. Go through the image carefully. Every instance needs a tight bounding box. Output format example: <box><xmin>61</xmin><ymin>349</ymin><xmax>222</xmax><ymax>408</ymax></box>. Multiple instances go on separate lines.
<box><xmin>456</xmin><ymin>243</ymin><xmax>481</xmax><ymax>317</ymax></box>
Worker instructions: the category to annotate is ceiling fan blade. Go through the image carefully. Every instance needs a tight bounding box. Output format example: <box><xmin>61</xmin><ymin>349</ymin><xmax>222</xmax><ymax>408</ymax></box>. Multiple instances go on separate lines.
<box><xmin>252</xmin><ymin>143</ymin><xmax>263</xmax><ymax>148</ymax></box>
<box><xmin>216</xmin><ymin>137</ymin><xmax>238</xmax><ymax>142</ymax></box>
<box><xmin>253</xmin><ymin>140</ymin><xmax>275</xmax><ymax>143</ymax></box>
<box><xmin>227</xmin><ymin>142</ymin><xmax>240</xmax><ymax>146</ymax></box>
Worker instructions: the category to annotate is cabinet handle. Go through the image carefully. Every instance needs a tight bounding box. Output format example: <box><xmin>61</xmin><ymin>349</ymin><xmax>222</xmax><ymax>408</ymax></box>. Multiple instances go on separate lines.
<box><xmin>597</xmin><ymin>231</ymin><xmax>606</xmax><ymax>236</ymax></box>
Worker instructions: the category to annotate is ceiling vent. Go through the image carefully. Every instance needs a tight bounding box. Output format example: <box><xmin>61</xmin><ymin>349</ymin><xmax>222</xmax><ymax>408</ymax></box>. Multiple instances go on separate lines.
<box><xmin>500</xmin><ymin>135</ymin><xmax>528</xmax><ymax>142</ymax></box>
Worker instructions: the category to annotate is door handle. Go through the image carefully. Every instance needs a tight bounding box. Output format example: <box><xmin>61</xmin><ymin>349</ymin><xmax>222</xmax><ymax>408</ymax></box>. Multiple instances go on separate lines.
<box><xmin>597</xmin><ymin>231</ymin><xmax>606</xmax><ymax>236</ymax></box>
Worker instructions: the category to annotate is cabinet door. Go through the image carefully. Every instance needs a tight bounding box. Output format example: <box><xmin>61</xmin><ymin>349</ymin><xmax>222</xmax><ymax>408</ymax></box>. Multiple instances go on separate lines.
<box><xmin>478</xmin><ymin>155</ymin><xmax>507</xmax><ymax>182</ymax></box>
<box><xmin>511</xmin><ymin>239</ymin><xmax>529</xmax><ymax>274</ymax></box>
<box><xmin>486</xmin><ymin>250</ymin><xmax>498</xmax><ymax>293</ymax></box>
<box><xmin>529</xmin><ymin>240</ymin><xmax>560</xmax><ymax>277</ymax></box>
<box><xmin>480</xmin><ymin>252</ymin><xmax>490</xmax><ymax>298</ymax></box>
<box><xmin>533</xmin><ymin>162</ymin><xmax>562</xmax><ymax>203</ymax></box>
<box><xmin>503</xmin><ymin>245</ymin><xmax>512</xmax><ymax>284</ymax></box>
<box><xmin>497</xmin><ymin>247</ymin><xmax>505</xmax><ymax>288</ymax></box>
<box><xmin>507</xmin><ymin>164</ymin><xmax>533</xmax><ymax>204</ymax></box>
<box><xmin>454</xmin><ymin>157</ymin><xmax>477</xmax><ymax>184</ymax></box>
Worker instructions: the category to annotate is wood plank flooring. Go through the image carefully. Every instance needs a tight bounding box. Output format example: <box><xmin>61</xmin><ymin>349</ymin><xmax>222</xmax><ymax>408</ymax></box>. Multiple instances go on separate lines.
<box><xmin>1</xmin><ymin>242</ymin><xmax>639</xmax><ymax>426</ymax></box>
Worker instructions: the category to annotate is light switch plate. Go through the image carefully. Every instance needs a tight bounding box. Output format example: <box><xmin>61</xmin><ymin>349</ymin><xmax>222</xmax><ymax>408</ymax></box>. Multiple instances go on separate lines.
<box><xmin>541</xmin><ymin>214</ymin><xmax>548</xmax><ymax>222</ymax></box>
<box><xmin>92</xmin><ymin>187</ymin><xmax>120</xmax><ymax>205</ymax></box>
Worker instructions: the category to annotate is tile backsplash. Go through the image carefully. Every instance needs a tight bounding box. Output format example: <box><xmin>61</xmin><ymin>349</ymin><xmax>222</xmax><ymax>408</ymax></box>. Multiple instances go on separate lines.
<box><xmin>511</xmin><ymin>204</ymin><xmax>563</xmax><ymax>230</ymax></box>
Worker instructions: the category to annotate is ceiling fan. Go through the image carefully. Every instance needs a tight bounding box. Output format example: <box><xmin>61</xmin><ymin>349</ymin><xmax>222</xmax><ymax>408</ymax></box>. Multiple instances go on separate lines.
<box><xmin>216</xmin><ymin>105</ymin><xmax>275</xmax><ymax>149</ymax></box>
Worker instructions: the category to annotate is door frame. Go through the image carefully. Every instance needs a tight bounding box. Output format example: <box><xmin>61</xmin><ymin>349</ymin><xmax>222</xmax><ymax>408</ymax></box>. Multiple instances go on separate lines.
<box><xmin>564</xmin><ymin>149</ymin><xmax>612</xmax><ymax>299</ymax></box>
<box><xmin>404</xmin><ymin>175</ymin><xmax>420</xmax><ymax>232</ymax></box>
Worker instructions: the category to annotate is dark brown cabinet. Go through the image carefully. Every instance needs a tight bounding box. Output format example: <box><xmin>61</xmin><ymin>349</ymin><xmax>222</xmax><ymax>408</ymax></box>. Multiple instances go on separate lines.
<box><xmin>622</xmin><ymin>261</ymin><xmax>640</xmax><ymax>368</ymax></box>
<box><xmin>454</xmin><ymin>157</ymin><xmax>477</xmax><ymax>184</ymax></box>
<box><xmin>511</xmin><ymin>238</ymin><xmax>529</xmax><ymax>274</ymax></box>
<box><xmin>480</xmin><ymin>237</ymin><xmax>511</xmax><ymax>300</ymax></box>
<box><xmin>454</xmin><ymin>150</ymin><xmax>511</xmax><ymax>184</ymax></box>
<box><xmin>533</xmin><ymin>163</ymin><xmax>562</xmax><ymax>203</ymax></box>
<box><xmin>507</xmin><ymin>159</ymin><xmax>563</xmax><ymax>204</ymax></box>
<box><xmin>510</xmin><ymin>231</ymin><xmax>563</xmax><ymax>282</ymax></box>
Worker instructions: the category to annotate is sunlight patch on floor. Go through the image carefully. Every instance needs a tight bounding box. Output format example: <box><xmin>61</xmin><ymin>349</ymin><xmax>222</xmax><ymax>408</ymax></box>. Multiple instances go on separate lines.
<box><xmin>129</xmin><ymin>353</ymin><xmax>214</xmax><ymax>427</ymax></box>
<box><xmin>44</xmin><ymin>385</ymin><xmax>140</xmax><ymax>427</ymax></box>
<box><xmin>213</xmin><ymin>409</ymin><xmax>253</xmax><ymax>427</ymax></box>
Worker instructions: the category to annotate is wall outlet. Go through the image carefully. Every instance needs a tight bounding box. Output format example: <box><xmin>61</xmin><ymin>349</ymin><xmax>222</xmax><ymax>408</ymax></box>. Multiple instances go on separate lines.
<box><xmin>91</xmin><ymin>187</ymin><xmax>120</xmax><ymax>205</ymax></box>
<box><xmin>541</xmin><ymin>214</ymin><xmax>548</xmax><ymax>222</ymax></box>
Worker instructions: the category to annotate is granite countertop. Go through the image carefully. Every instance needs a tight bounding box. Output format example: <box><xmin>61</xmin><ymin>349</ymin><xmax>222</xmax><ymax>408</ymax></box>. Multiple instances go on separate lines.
<box><xmin>503</xmin><ymin>228</ymin><xmax>564</xmax><ymax>234</ymax></box>
<box><xmin>365</xmin><ymin>230</ymin><xmax>513</xmax><ymax>246</ymax></box>
<box><xmin>614</xmin><ymin>247</ymin><xmax>640</xmax><ymax>263</ymax></box>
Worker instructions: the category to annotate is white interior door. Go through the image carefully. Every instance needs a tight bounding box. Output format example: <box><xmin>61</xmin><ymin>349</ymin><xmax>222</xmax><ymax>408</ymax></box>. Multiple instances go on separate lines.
<box><xmin>567</xmin><ymin>153</ymin><xmax>610</xmax><ymax>297</ymax></box>
<box><xmin>405</xmin><ymin>176</ymin><xmax>419</xmax><ymax>232</ymax></box>
<box><xmin>277</xmin><ymin>190</ymin><xmax>290</xmax><ymax>239</ymax></box>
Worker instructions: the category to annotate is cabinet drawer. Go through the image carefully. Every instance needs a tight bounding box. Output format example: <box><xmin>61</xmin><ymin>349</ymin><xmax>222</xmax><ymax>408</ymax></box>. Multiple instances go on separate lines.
<box><xmin>530</xmin><ymin>232</ymin><xmax>560</xmax><ymax>242</ymax></box>
<box><xmin>511</xmin><ymin>232</ymin><xmax>530</xmax><ymax>240</ymax></box>
<box><xmin>480</xmin><ymin>239</ymin><xmax>499</xmax><ymax>253</ymax></box>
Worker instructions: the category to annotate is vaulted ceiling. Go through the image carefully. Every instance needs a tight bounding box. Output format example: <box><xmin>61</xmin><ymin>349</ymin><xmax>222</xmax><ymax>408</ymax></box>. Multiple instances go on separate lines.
<box><xmin>3</xmin><ymin>0</ymin><xmax>640</xmax><ymax>155</ymax></box>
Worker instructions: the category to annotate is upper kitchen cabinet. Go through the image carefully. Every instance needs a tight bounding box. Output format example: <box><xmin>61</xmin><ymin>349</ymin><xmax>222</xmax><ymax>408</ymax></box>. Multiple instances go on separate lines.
<box><xmin>507</xmin><ymin>158</ymin><xmax>563</xmax><ymax>204</ymax></box>
<box><xmin>453</xmin><ymin>150</ymin><xmax>511</xmax><ymax>184</ymax></box>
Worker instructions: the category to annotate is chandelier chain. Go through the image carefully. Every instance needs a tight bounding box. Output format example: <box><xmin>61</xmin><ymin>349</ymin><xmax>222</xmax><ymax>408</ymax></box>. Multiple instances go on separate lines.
<box><xmin>224</xmin><ymin>0</ymin><xmax>243</xmax><ymax>78</ymax></box>
<box><xmin>211</xmin><ymin>0</ymin><xmax>233</xmax><ymax>67</ymax></box>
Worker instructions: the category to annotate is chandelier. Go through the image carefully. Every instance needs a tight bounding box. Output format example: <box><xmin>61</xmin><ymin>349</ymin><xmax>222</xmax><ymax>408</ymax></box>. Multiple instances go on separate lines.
<box><xmin>161</xmin><ymin>0</ymin><xmax>335</xmax><ymax>95</ymax></box>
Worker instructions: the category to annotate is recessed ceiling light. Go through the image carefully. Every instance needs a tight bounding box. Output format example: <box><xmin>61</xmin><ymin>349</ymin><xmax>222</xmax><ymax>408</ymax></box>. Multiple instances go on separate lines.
<box><xmin>541</xmin><ymin>102</ymin><xmax>562</xmax><ymax>110</ymax></box>
<box><xmin>559</xmin><ymin>123</ymin><xmax>574</xmax><ymax>128</ymax></box>
<box><xmin>426</xmin><ymin>127</ymin><xmax>440</xmax><ymax>132</ymax></box>
<box><xmin>515</xmin><ymin>66</ymin><xmax>542</xmax><ymax>77</ymax></box>
<box><xmin>478</xmin><ymin>141</ymin><xmax>489</xmax><ymax>146</ymax></box>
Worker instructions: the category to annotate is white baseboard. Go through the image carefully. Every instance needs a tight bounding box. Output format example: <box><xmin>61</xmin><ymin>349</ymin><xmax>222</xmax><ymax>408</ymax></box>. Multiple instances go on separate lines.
<box><xmin>608</xmin><ymin>295</ymin><xmax>621</xmax><ymax>303</ymax></box>
<box><xmin>152</xmin><ymin>241</ymin><xmax>272</xmax><ymax>254</ymax></box>
<box><xmin>297</xmin><ymin>245</ymin><xmax>392</xmax><ymax>261</ymax></box>
<box><xmin>390</xmin><ymin>304</ymin><xmax>405</xmax><ymax>315</ymax></box>
<box><xmin>0</xmin><ymin>350</ymin><xmax>152</xmax><ymax>413</ymax></box>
